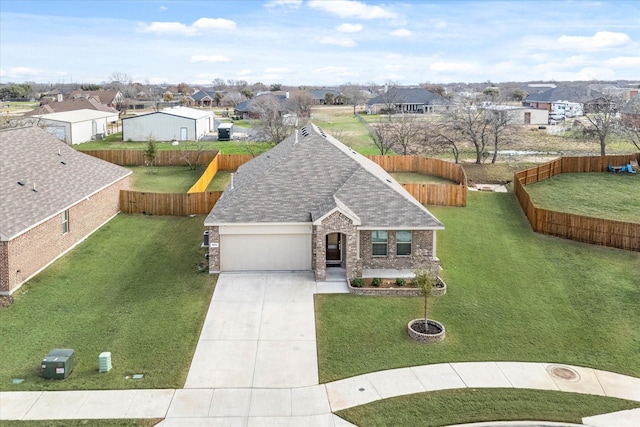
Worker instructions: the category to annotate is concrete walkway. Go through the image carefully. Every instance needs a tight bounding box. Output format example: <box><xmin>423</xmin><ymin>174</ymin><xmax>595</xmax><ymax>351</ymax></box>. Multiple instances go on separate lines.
<box><xmin>1</xmin><ymin>273</ymin><xmax>639</xmax><ymax>426</ymax></box>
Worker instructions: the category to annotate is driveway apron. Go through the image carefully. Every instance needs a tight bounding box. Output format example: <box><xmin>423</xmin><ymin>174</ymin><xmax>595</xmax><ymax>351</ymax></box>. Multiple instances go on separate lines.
<box><xmin>184</xmin><ymin>272</ymin><xmax>320</xmax><ymax>389</ymax></box>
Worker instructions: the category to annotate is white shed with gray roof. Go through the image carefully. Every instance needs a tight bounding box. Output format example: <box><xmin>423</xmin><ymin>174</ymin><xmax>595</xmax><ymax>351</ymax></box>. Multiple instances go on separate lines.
<box><xmin>32</xmin><ymin>109</ymin><xmax>119</xmax><ymax>145</ymax></box>
<box><xmin>122</xmin><ymin>106</ymin><xmax>214</xmax><ymax>142</ymax></box>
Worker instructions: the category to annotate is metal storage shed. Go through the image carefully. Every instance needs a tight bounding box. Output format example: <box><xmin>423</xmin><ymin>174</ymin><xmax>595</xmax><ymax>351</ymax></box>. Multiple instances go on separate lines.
<box><xmin>122</xmin><ymin>107</ymin><xmax>214</xmax><ymax>142</ymax></box>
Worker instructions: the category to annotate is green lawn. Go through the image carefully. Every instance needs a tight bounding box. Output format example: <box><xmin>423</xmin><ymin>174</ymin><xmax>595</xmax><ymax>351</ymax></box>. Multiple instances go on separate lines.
<box><xmin>0</xmin><ymin>215</ymin><xmax>215</xmax><ymax>391</ymax></box>
<box><xmin>0</xmin><ymin>420</ymin><xmax>160</xmax><ymax>427</ymax></box>
<box><xmin>525</xmin><ymin>172</ymin><xmax>640</xmax><ymax>223</ymax></box>
<box><xmin>391</xmin><ymin>172</ymin><xmax>456</xmax><ymax>184</ymax></box>
<box><xmin>336</xmin><ymin>389</ymin><xmax>640</xmax><ymax>427</ymax></box>
<box><xmin>316</xmin><ymin>191</ymin><xmax>640</xmax><ymax>383</ymax></box>
<box><xmin>206</xmin><ymin>170</ymin><xmax>232</xmax><ymax>191</ymax></box>
<box><xmin>127</xmin><ymin>165</ymin><xmax>204</xmax><ymax>192</ymax></box>
<box><xmin>462</xmin><ymin>161</ymin><xmax>538</xmax><ymax>183</ymax></box>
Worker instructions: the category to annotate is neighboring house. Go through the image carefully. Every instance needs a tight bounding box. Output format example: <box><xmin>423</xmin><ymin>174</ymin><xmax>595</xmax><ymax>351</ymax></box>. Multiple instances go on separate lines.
<box><xmin>620</xmin><ymin>95</ymin><xmax>640</xmax><ymax>127</ymax></box>
<box><xmin>122</xmin><ymin>106</ymin><xmax>214</xmax><ymax>141</ymax></box>
<box><xmin>204</xmin><ymin>123</ymin><xmax>444</xmax><ymax>281</ymax></box>
<box><xmin>367</xmin><ymin>87</ymin><xmax>450</xmax><ymax>114</ymax></box>
<box><xmin>188</xmin><ymin>90</ymin><xmax>222</xmax><ymax>107</ymax></box>
<box><xmin>522</xmin><ymin>86</ymin><xmax>603</xmax><ymax>113</ymax></box>
<box><xmin>307</xmin><ymin>89</ymin><xmax>344</xmax><ymax>105</ymax></box>
<box><xmin>234</xmin><ymin>93</ymin><xmax>293</xmax><ymax>120</ymax></box>
<box><xmin>0</xmin><ymin>126</ymin><xmax>131</xmax><ymax>294</ymax></box>
<box><xmin>31</xmin><ymin>109</ymin><xmax>120</xmax><ymax>144</ymax></box>
<box><xmin>23</xmin><ymin>96</ymin><xmax>118</xmax><ymax>117</ymax></box>
<box><xmin>483</xmin><ymin>105</ymin><xmax>549</xmax><ymax>125</ymax></box>
<box><xmin>70</xmin><ymin>90</ymin><xmax>123</xmax><ymax>109</ymax></box>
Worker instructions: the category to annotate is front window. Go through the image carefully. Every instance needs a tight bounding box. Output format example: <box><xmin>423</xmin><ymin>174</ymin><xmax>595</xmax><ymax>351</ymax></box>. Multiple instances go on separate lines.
<box><xmin>396</xmin><ymin>231</ymin><xmax>412</xmax><ymax>256</ymax></box>
<box><xmin>372</xmin><ymin>230</ymin><xmax>387</xmax><ymax>256</ymax></box>
<box><xmin>62</xmin><ymin>210</ymin><xmax>69</xmax><ymax>234</ymax></box>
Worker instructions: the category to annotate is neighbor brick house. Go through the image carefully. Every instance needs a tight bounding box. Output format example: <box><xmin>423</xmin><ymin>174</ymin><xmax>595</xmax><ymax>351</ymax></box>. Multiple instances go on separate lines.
<box><xmin>0</xmin><ymin>126</ymin><xmax>131</xmax><ymax>294</ymax></box>
<box><xmin>204</xmin><ymin>123</ymin><xmax>443</xmax><ymax>281</ymax></box>
<box><xmin>367</xmin><ymin>87</ymin><xmax>450</xmax><ymax>114</ymax></box>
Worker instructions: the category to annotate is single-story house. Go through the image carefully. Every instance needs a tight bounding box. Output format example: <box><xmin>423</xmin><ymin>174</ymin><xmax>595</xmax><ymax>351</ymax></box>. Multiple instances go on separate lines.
<box><xmin>367</xmin><ymin>87</ymin><xmax>451</xmax><ymax>114</ymax></box>
<box><xmin>307</xmin><ymin>89</ymin><xmax>344</xmax><ymax>105</ymax></box>
<box><xmin>187</xmin><ymin>90</ymin><xmax>224</xmax><ymax>107</ymax></box>
<box><xmin>24</xmin><ymin>96</ymin><xmax>118</xmax><ymax>117</ymax></box>
<box><xmin>122</xmin><ymin>106</ymin><xmax>214</xmax><ymax>141</ymax></box>
<box><xmin>31</xmin><ymin>109</ymin><xmax>120</xmax><ymax>144</ymax></box>
<box><xmin>204</xmin><ymin>123</ymin><xmax>444</xmax><ymax>281</ymax></box>
<box><xmin>482</xmin><ymin>105</ymin><xmax>549</xmax><ymax>125</ymax></box>
<box><xmin>233</xmin><ymin>93</ymin><xmax>293</xmax><ymax>120</ymax></box>
<box><xmin>522</xmin><ymin>86</ymin><xmax>604</xmax><ymax>113</ymax></box>
<box><xmin>0</xmin><ymin>126</ymin><xmax>131</xmax><ymax>294</ymax></box>
<box><xmin>70</xmin><ymin>90</ymin><xmax>123</xmax><ymax>109</ymax></box>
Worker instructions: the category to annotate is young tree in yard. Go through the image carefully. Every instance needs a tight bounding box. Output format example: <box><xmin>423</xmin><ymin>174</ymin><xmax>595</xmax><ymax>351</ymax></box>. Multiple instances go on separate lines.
<box><xmin>144</xmin><ymin>138</ymin><xmax>157</xmax><ymax>174</ymax></box>
<box><xmin>582</xmin><ymin>95</ymin><xmax>621</xmax><ymax>155</ymax></box>
<box><xmin>182</xmin><ymin>139</ymin><xmax>207</xmax><ymax>170</ymax></box>
<box><xmin>414</xmin><ymin>269</ymin><xmax>438</xmax><ymax>326</ymax></box>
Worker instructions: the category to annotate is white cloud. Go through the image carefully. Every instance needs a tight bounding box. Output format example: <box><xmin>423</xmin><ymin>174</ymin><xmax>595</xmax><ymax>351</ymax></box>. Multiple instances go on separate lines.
<box><xmin>318</xmin><ymin>36</ymin><xmax>357</xmax><ymax>47</ymax></box>
<box><xmin>390</xmin><ymin>28</ymin><xmax>411</xmax><ymax>37</ymax></box>
<box><xmin>237</xmin><ymin>69</ymin><xmax>253</xmax><ymax>76</ymax></box>
<box><xmin>159</xmin><ymin>6</ymin><xmax>168</xmax><ymax>11</ymax></box>
<box><xmin>557</xmin><ymin>31</ymin><xmax>631</xmax><ymax>49</ymax></box>
<box><xmin>192</xmin><ymin>18</ymin><xmax>237</xmax><ymax>30</ymax></box>
<box><xmin>336</xmin><ymin>23</ymin><xmax>363</xmax><ymax>33</ymax></box>
<box><xmin>264</xmin><ymin>0</ymin><xmax>302</xmax><ymax>8</ymax></box>
<box><xmin>603</xmin><ymin>56</ymin><xmax>640</xmax><ymax>68</ymax></box>
<box><xmin>384</xmin><ymin>64</ymin><xmax>414</xmax><ymax>72</ymax></box>
<box><xmin>308</xmin><ymin>0</ymin><xmax>396</xmax><ymax>19</ymax></box>
<box><xmin>139</xmin><ymin>17</ymin><xmax>237</xmax><ymax>35</ymax></box>
<box><xmin>313</xmin><ymin>66</ymin><xmax>357</xmax><ymax>77</ymax></box>
<box><xmin>435</xmin><ymin>21</ymin><xmax>447</xmax><ymax>29</ymax></box>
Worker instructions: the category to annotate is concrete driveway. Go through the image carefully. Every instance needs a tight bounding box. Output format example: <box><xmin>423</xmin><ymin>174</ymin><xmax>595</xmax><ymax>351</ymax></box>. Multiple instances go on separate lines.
<box><xmin>184</xmin><ymin>272</ymin><xmax>345</xmax><ymax>389</ymax></box>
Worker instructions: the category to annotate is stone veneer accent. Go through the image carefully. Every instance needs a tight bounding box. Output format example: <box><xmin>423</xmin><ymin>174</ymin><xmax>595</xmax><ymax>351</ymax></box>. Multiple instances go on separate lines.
<box><xmin>0</xmin><ymin>177</ymin><xmax>129</xmax><ymax>294</ymax></box>
<box><xmin>312</xmin><ymin>211</ymin><xmax>358</xmax><ymax>281</ymax></box>
<box><xmin>208</xmin><ymin>226</ymin><xmax>220</xmax><ymax>273</ymax></box>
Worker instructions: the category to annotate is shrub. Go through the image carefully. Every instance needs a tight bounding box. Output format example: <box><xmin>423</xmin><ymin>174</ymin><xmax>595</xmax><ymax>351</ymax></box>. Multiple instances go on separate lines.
<box><xmin>351</xmin><ymin>278</ymin><xmax>364</xmax><ymax>288</ymax></box>
<box><xmin>371</xmin><ymin>277</ymin><xmax>382</xmax><ymax>287</ymax></box>
<box><xmin>395</xmin><ymin>278</ymin><xmax>406</xmax><ymax>287</ymax></box>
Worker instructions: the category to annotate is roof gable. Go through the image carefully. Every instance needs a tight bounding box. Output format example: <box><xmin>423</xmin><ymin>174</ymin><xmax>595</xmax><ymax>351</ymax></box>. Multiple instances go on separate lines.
<box><xmin>205</xmin><ymin>124</ymin><xmax>443</xmax><ymax>230</ymax></box>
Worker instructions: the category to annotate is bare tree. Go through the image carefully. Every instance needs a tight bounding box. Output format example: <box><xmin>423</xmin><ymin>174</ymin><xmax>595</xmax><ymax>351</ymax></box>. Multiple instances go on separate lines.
<box><xmin>620</xmin><ymin>98</ymin><xmax>640</xmax><ymax>152</ymax></box>
<box><xmin>368</xmin><ymin>124</ymin><xmax>394</xmax><ymax>155</ymax></box>
<box><xmin>340</xmin><ymin>82</ymin><xmax>365</xmax><ymax>115</ymax></box>
<box><xmin>485</xmin><ymin>107</ymin><xmax>515</xmax><ymax>163</ymax></box>
<box><xmin>289</xmin><ymin>90</ymin><xmax>315</xmax><ymax>117</ymax></box>
<box><xmin>379</xmin><ymin>86</ymin><xmax>403</xmax><ymax>118</ymax></box>
<box><xmin>374</xmin><ymin>116</ymin><xmax>423</xmax><ymax>155</ymax></box>
<box><xmin>420</xmin><ymin>119</ymin><xmax>463</xmax><ymax>164</ymax></box>
<box><xmin>182</xmin><ymin>139</ymin><xmax>207</xmax><ymax>170</ymax></box>
<box><xmin>582</xmin><ymin>95</ymin><xmax>622</xmax><ymax>155</ymax></box>
<box><xmin>251</xmin><ymin>95</ymin><xmax>296</xmax><ymax>145</ymax></box>
<box><xmin>446</xmin><ymin>102</ymin><xmax>492</xmax><ymax>164</ymax></box>
<box><xmin>220</xmin><ymin>91</ymin><xmax>246</xmax><ymax>108</ymax></box>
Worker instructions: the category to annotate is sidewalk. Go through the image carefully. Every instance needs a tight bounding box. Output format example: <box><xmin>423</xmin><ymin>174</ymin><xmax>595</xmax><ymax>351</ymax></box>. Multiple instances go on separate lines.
<box><xmin>1</xmin><ymin>272</ymin><xmax>639</xmax><ymax>426</ymax></box>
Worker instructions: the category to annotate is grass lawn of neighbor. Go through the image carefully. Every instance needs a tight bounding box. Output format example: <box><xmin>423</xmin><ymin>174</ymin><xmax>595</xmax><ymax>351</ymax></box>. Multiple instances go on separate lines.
<box><xmin>524</xmin><ymin>172</ymin><xmax>640</xmax><ymax>223</ymax></box>
<box><xmin>316</xmin><ymin>191</ymin><xmax>640</xmax><ymax>383</ymax></box>
<box><xmin>336</xmin><ymin>389</ymin><xmax>640</xmax><ymax>427</ymax></box>
<box><xmin>127</xmin><ymin>165</ymin><xmax>204</xmax><ymax>192</ymax></box>
<box><xmin>206</xmin><ymin>170</ymin><xmax>232</xmax><ymax>191</ymax></box>
<box><xmin>0</xmin><ymin>215</ymin><xmax>215</xmax><ymax>391</ymax></box>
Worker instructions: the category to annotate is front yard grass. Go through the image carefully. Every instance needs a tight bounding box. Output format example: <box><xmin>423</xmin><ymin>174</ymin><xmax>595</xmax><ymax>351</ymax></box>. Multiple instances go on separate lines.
<box><xmin>127</xmin><ymin>165</ymin><xmax>204</xmax><ymax>192</ymax></box>
<box><xmin>316</xmin><ymin>191</ymin><xmax>640</xmax><ymax>383</ymax></box>
<box><xmin>336</xmin><ymin>389</ymin><xmax>640</xmax><ymax>427</ymax></box>
<box><xmin>524</xmin><ymin>172</ymin><xmax>640</xmax><ymax>223</ymax></box>
<box><xmin>0</xmin><ymin>215</ymin><xmax>215</xmax><ymax>391</ymax></box>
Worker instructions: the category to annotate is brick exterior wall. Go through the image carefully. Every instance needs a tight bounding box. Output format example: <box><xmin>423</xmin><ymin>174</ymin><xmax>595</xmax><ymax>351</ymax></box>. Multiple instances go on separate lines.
<box><xmin>360</xmin><ymin>229</ymin><xmax>438</xmax><ymax>273</ymax></box>
<box><xmin>0</xmin><ymin>177</ymin><xmax>129</xmax><ymax>294</ymax></box>
<box><xmin>312</xmin><ymin>211</ymin><xmax>358</xmax><ymax>281</ymax></box>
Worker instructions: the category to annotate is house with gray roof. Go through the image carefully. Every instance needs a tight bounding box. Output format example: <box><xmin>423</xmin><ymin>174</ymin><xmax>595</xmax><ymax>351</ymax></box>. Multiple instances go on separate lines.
<box><xmin>0</xmin><ymin>126</ymin><xmax>131</xmax><ymax>294</ymax></box>
<box><xmin>367</xmin><ymin>87</ymin><xmax>451</xmax><ymax>114</ymax></box>
<box><xmin>522</xmin><ymin>85</ymin><xmax>604</xmax><ymax>112</ymax></box>
<box><xmin>122</xmin><ymin>106</ymin><xmax>214</xmax><ymax>141</ymax></box>
<box><xmin>204</xmin><ymin>123</ymin><xmax>443</xmax><ymax>281</ymax></box>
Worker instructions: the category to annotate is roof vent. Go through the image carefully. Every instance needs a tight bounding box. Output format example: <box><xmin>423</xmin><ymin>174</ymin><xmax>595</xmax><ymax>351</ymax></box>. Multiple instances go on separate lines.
<box><xmin>317</xmin><ymin>126</ymin><xmax>327</xmax><ymax>138</ymax></box>
<box><xmin>61</xmin><ymin>161</ymin><xmax>66</xmax><ymax>165</ymax></box>
<box><xmin>301</xmin><ymin>126</ymin><xmax>309</xmax><ymax>137</ymax></box>
<box><xmin>294</xmin><ymin>130</ymin><xmax>298</xmax><ymax>144</ymax></box>
<box><xmin>32</xmin><ymin>183</ymin><xmax>38</xmax><ymax>192</ymax></box>
<box><xmin>17</xmin><ymin>180</ymin><xmax>26</xmax><ymax>186</ymax></box>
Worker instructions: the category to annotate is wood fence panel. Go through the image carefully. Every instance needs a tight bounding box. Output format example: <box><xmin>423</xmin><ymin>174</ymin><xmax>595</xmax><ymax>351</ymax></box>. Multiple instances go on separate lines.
<box><xmin>81</xmin><ymin>149</ymin><xmax>219</xmax><ymax>166</ymax></box>
<box><xmin>188</xmin><ymin>154</ymin><xmax>219</xmax><ymax>193</ymax></box>
<box><xmin>218</xmin><ymin>154</ymin><xmax>253</xmax><ymax>170</ymax></box>
<box><xmin>513</xmin><ymin>154</ymin><xmax>640</xmax><ymax>252</ymax></box>
<box><xmin>120</xmin><ymin>190</ymin><xmax>223</xmax><ymax>216</ymax></box>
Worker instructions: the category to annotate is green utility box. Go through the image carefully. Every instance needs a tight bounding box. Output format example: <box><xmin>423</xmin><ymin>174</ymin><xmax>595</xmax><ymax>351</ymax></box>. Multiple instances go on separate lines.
<box><xmin>41</xmin><ymin>349</ymin><xmax>75</xmax><ymax>379</ymax></box>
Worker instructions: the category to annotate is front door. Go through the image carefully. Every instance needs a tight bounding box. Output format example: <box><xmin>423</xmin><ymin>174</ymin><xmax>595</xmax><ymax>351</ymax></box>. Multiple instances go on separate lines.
<box><xmin>326</xmin><ymin>233</ymin><xmax>341</xmax><ymax>266</ymax></box>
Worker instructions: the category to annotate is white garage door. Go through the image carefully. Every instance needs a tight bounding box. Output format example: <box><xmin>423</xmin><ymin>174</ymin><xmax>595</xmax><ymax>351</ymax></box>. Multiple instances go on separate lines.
<box><xmin>220</xmin><ymin>233</ymin><xmax>312</xmax><ymax>271</ymax></box>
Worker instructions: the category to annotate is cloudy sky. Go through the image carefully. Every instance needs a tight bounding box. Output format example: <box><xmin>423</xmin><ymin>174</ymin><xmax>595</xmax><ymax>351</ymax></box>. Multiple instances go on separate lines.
<box><xmin>1</xmin><ymin>0</ymin><xmax>638</xmax><ymax>86</ymax></box>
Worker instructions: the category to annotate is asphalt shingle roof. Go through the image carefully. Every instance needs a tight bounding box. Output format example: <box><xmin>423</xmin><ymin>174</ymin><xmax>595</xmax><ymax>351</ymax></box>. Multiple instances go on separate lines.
<box><xmin>367</xmin><ymin>87</ymin><xmax>450</xmax><ymax>106</ymax></box>
<box><xmin>523</xmin><ymin>86</ymin><xmax>604</xmax><ymax>103</ymax></box>
<box><xmin>205</xmin><ymin>123</ymin><xmax>443</xmax><ymax>230</ymax></box>
<box><xmin>0</xmin><ymin>126</ymin><xmax>131</xmax><ymax>241</ymax></box>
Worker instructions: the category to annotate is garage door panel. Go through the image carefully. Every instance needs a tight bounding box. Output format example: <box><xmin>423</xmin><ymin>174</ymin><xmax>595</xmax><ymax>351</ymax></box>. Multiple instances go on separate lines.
<box><xmin>220</xmin><ymin>234</ymin><xmax>311</xmax><ymax>271</ymax></box>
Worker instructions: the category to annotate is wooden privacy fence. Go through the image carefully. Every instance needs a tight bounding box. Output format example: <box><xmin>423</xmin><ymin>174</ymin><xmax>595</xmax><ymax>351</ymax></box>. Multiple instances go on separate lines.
<box><xmin>80</xmin><ymin>149</ymin><xmax>219</xmax><ymax>166</ymax></box>
<box><xmin>367</xmin><ymin>155</ymin><xmax>468</xmax><ymax>207</ymax></box>
<box><xmin>120</xmin><ymin>191</ymin><xmax>223</xmax><ymax>216</ymax></box>
<box><xmin>514</xmin><ymin>153</ymin><xmax>640</xmax><ymax>252</ymax></box>
<box><xmin>188</xmin><ymin>154</ymin><xmax>220</xmax><ymax>193</ymax></box>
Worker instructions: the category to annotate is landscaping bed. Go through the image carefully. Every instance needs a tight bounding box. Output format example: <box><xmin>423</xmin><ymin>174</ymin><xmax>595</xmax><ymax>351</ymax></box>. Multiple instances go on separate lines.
<box><xmin>348</xmin><ymin>277</ymin><xmax>446</xmax><ymax>297</ymax></box>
